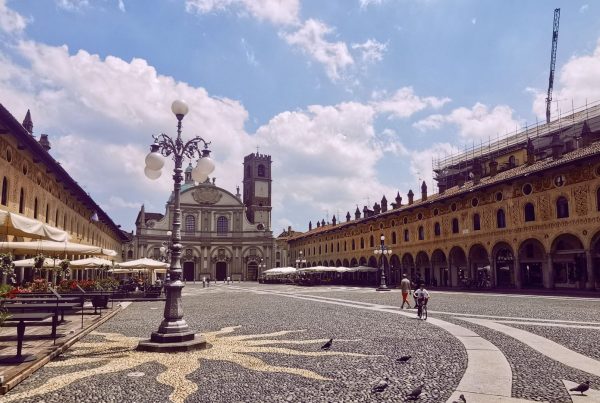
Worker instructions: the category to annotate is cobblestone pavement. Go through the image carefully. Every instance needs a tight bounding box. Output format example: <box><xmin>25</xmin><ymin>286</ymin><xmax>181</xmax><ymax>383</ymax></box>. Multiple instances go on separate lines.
<box><xmin>4</xmin><ymin>283</ymin><xmax>600</xmax><ymax>402</ymax></box>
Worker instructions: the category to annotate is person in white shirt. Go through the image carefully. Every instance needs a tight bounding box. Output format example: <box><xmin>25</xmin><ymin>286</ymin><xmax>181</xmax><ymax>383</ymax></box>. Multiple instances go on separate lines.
<box><xmin>413</xmin><ymin>283</ymin><xmax>430</xmax><ymax>318</ymax></box>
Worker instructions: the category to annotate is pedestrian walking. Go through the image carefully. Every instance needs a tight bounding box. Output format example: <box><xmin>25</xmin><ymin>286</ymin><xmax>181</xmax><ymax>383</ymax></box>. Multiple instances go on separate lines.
<box><xmin>400</xmin><ymin>274</ymin><xmax>412</xmax><ymax>309</ymax></box>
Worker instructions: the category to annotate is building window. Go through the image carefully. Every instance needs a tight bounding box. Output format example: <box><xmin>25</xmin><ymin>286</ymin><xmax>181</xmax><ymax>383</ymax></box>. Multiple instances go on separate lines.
<box><xmin>216</xmin><ymin>216</ymin><xmax>228</xmax><ymax>235</ymax></box>
<box><xmin>45</xmin><ymin>204</ymin><xmax>49</xmax><ymax>223</ymax></box>
<box><xmin>496</xmin><ymin>192</ymin><xmax>503</xmax><ymax>201</ymax></box>
<box><xmin>63</xmin><ymin>214</ymin><xmax>67</xmax><ymax>230</ymax></box>
<box><xmin>508</xmin><ymin>155</ymin><xmax>516</xmax><ymax>167</ymax></box>
<box><xmin>257</xmin><ymin>164</ymin><xmax>265</xmax><ymax>177</ymax></box>
<box><xmin>556</xmin><ymin>196</ymin><xmax>569</xmax><ymax>218</ymax></box>
<box><xmin>391</xmin><ymin>231</ymin><xmax>397</xmax><ymax>244</ymax></box>
<box><xmin>344</xmin><ymin>241</ymin><xmax>347</xmax><ymax>251</ymax></box>
<box><xmin>34</xmin><ymin>198</ymin><xmax>38</xmax><ymax>219</ymax></box>
<box><xmin>127</xmin><ymin>250</ymin><xmax>133</xmax><ymax>259</ymax></box>
<box><xmin>451</xmin><ymin>203</ymin><xmax>457</xmax><ymax>212</ymax></box>
<box><xmin>19</xmin><ymin>188</ymin><xmax>25</xmax><ymax>213</ymax></box>
<box><xmin>153</xmin><ymin>248</ymin><xmax>160</xmax><ymax>259</ymax></box>
<box><xmin>524</xmin><ymin>203</ymin><xmax>535</xmax><ymax>222</ymax></box>
<box><xmin>554</xmin><ymin>174</ymin><xmax>565</xmax><ymax>187</ymax></box>
<box><xmin>360</xmin><ymin>238</ymin><xmax>365</xmax><ymax>249</ymax></box>
<box><xmin>404</xmin><ymin>229</ymin><xmax>409</xmax><ymax>242</ymax></box>
<box><xmin>369</xmin><ymin>235</ymin><xmax>374</xmax><ymax>248</ymax></box>
<box><xmin>497</xmin><ymin>209</ymin><xmax>506</xmax><ymax>228</ymax></box>
<box><xmin>434</xmin><ymin>222</ymin><xmax>441</xmax><ymax>236</ymax></box>
<box><xmin>523</xmin><ymin>183</ymin><xmax>533</xmax><ymax>195</ymax></box>
<box><xmin>597</xmin><ymin>188</ymin><xmax>600</xmax><ymax>211</ymax></box>
<box><xmin>471</xmin><ymin>198</ymin><xmax>479</xmax><ymax>207</ymax></box>
<box><xmin>55</xmin><ymin>210</ymin><xmax>59</xmax><ymax>227</ymax></box>
<box><xmin>352</xmin><ymin>239</ymin><xmax>355</xmax><ymax>250</ymax></box>
<box><xmin>418</xmin><ymin>226</ymin><xmax>424</xmax><ymax>240</ymax></box>
<box><xmin>1</xmin><ymin>177</ymin><xmax>7</xmax><ymax>205</ymax></box>
<box><xmin>319</xmin><ymin>245</ymin><xmax>322</xmax><ymax>254</ymax></box>
<box><xmin>185</xmin><ymin>215</ymin><xmax>196</xmax><ymax>232</ymax></box>
<box><xmin>473</xmin><ymin>213</ymin><xmax>481</xmax><ymax>231</ymax></box>
<box><xmin>276</xmin><ymin>251</ymin><xmax>280</xmax><ymax>260</ymax></box>
<box><xmin>337</xmin><ymin>242</ymin><xmax>340</xmax><ymax>252</ymax></box>
<box><xmin>325</xmin><ymin>244</ymin><xmax>328</xmax><ymax>253</ymax></box>
<box><xmin>452</xmin><ymin>218</ymin><xmax>459</xmax><ymax>234</ymax></box>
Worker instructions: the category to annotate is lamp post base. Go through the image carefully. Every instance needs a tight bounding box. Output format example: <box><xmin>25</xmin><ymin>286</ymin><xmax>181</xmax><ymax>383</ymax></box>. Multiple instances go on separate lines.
<box><xmin>376</xmin><ymin>287</ymin><xmax>391</xmax><ymax>292</ymax></box>
<box><xmin>137</xmin><ymin>333</ymin><xmax>207</xmax><ymax>352</ymax></box>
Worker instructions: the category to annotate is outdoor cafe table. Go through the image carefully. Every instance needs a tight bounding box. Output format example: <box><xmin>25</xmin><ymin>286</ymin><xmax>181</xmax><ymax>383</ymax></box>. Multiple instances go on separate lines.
<box><xmin>7</xmin><ymin>297</ymin><xmax>80</xmax><ymax>303</ymax></box>
<box><xmin>0</xmin><ymin>312</ymin><xmax>54</xmax><ymax>364</ymax></box>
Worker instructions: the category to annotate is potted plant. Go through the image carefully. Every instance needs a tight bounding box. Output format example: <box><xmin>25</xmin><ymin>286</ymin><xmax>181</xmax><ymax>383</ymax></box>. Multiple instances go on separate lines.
<box><xmin>0</xmin><ymin>253</ymin><xmax>14</xmax><ymax>277</ymax></box>
<box><xmin>59</xmin><ymin>259</ymin><xmax>71</xmax><ymax>278</ymax></box>
<box><xmin>33</xmin><ymin>253</ymin><xmax>45</xmax><ymax>269</ymax></box>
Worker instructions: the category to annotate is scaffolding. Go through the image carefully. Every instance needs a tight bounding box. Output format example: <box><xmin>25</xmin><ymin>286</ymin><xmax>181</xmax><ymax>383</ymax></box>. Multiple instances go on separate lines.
<box><xmin>433</xmin><ymin>99</ymin><xmax>600</xmax><ymax>172</ymax></box>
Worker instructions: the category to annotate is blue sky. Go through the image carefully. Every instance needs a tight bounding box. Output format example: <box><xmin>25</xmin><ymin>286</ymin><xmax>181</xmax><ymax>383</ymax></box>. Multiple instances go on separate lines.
<box><xmin>1</xmin><ymin>0</ymin><xmax>600</xmax><ymax>234</ymax></box>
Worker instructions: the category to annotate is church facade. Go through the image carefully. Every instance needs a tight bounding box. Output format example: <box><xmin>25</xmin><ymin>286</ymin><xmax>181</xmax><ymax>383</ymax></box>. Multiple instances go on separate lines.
<box><xmin>125</xmin><ymin>152</ymin><xmax>275</xmax><ymax>281</ymax></box>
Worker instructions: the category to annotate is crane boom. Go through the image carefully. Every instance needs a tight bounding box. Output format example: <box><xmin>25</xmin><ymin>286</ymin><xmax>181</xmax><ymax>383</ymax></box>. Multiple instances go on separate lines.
<box><xmin>546</xmin><ymin>8</ymin><xmax>560</xmax><ymax>124</ymax></box>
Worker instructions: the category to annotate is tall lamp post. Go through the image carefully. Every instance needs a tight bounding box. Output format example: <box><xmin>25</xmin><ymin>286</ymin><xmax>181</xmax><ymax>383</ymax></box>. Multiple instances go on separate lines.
<box><xmin>138</xmin><ymin>100</ymin><xmax>215</xmax><ymax>352</ymax></box>
<box><xmin>374</xmin><ymin>234</ymin><xmax>391</xmax><ymax>291</ymax></box>
<box><xmin>295</xmin><ymin>250</ymin><xmax>306</xmax><ymax>268</ymax></box>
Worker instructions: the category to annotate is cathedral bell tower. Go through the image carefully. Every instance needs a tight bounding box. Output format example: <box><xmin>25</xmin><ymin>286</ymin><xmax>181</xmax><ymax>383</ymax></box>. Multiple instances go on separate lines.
<box><xmin>243</xmin><ymin>151</ymin><xmax>272</xmax><ymax>229</ymax></box>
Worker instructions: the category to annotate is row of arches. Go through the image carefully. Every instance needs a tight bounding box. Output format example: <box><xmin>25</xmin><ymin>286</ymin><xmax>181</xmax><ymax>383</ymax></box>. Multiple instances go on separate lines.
<box><xmin>299</xmin><ymin>232</ymin><xmax>600</xmax><ymax>290</ymax></box>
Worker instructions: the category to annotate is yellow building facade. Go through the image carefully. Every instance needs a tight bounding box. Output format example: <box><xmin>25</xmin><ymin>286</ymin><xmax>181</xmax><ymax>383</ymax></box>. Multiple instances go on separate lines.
<box><xmin>289</xmin><ymin>106</ymin><xmax>600</xmax><ymax>291</ymax></box>
<box><xmin>0</xmin><ymin>104</ymin><xmax>126</xmax><ymax>279</ymax></box>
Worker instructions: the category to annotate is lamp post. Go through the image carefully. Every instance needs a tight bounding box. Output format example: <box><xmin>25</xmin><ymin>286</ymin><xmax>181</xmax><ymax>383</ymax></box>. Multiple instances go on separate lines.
<box><xmin>158</xmin><ymin>230</ymin><xmax>172</xmax><ymax>282</ymax></box>
<box><xmin>138</xmin><ymin>100</ymin><xmax>215</xmax><ymax>352</ymax></box>
<box><xmin>295</xmin><ymin>250</ymin><xmax>306</xmax><ymax>269</ymax></box>
<box><xmin>374</xmin><ymin>234</ymin><xmax>391</xmax><ymax>291</ymax></box>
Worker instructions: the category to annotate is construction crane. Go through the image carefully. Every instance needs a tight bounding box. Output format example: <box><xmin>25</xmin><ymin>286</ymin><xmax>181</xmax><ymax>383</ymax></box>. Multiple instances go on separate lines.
<box><xmin>545</xmin><ymin>8</ymin><xmax>560</xmax><ymax>124</ymax></box>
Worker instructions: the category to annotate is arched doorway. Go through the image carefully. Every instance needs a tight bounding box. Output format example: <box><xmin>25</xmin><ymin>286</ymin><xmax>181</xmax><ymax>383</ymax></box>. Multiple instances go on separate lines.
<box><xmin>359</xmin><ymin>256</ymin><xmax>367</xmax><ymax>266</ymax></box>
<box><xmin>402</xmin><ymin>253</ymin><xmax>415</xmax><ymax>280</ymax></box>
<box><xmin>449</xmin><ymin>247</ymin><xmax>467</xmax><ymax>287</ymax></box>
<box><xmin>389</xmin><ymin>254</ymin><xmax>401</xmax><ymax>286</ymax></box>
<box><xmin>247</xmin><ymin>262</ymin><xmax>258</xmax><ymax>281</ymax></box>
<box><xmin>343</xmin><ymin>258</ymin><xmax>350</xmax><ymax>267</ymax></box>
<box><xmin>415</xmin><ymin>251</ymin><xmax>430</xmax><ymax>285</ymax></box>
<box><xmin>494</xmin><ymin>246</ymin><xmax>514</xmax><ymax>287</ymax></box>
<box><xmin>368</xmin><ymin>256</ymin><xmax>378</xmax><ymax>268</ymax></box>
<box><xmin>183</xmin><ymin>261</ymin><xmax>195</xmax><ymax>281</ymax></box>
<box><xmin>551</xmin><ymin>234</ymin><xmax>586</xmax><ymax>289</ymax></box>
<box><xmin>431</xmin><ymin>249</ymin><xmax>447</xmax><ymax>287</ymax></box>
<box><xmin>216</xmin><ymin>262</ymin><xmax>227</xmax><ymax>281</ymax></box>
<box><xmin>469</xmin><ymin>244</ymin><xmax>491</xmax><ymax>287</ymax></box>
<box><xmin>518</xmin><ymin>239</ymin><xmax>545</xmax><ymax>288</ymax></box>
<box><xmin>591</xmin><ymin>231</ymin><xmax>600</xmax><ymax>290</ymax></box>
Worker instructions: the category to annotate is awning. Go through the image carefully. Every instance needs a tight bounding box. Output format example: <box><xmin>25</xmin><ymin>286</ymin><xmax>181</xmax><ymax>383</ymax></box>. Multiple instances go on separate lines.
<box><xmin>0</xmin><ymin>240</ymin><xmax>117</xmax><ymax>256</ymax></box>
<box><xmin>13</xmin><ymin>257</ymin><xmax>60</xmax><ymax>268</ymax></box>
<box><xmin>116</xmin><ymin>258</ymin><xmax>168</xmax><ymax>269</ymax></box>
<box><xmin>69</xmin><ymin>257</ymin><xmax>114</xmax><ymax>268</ymax></box>
<box><xmin>0</xmin><ymin>208</ymin><xmax>69</xmax><ymax>242</ymax></box>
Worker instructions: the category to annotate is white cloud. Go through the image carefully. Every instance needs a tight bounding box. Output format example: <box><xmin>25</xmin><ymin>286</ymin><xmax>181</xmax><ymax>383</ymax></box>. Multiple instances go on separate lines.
<box><xmin>531</xmin><ymin>38</ymin><xmax>600</xmax><ymax>119</ymax></box>
<box><xmin>118</xmin><ymin>0</ymin><xmax>125</xmax><ymax>12</ymax></box>
<box><xmin>372</xmin><ymin>86</ymin><xmax>451</xmax><ymax>119</ymax></box>
<box><xmin>240</xmin><ymin>37</ymin><xmax>258</xmax><ymax>67</ymax></box>
<box><xmin>283</xmin><ymin>19</ymin><xmax>354</xmax><ymax>81</ymax></box>
<box><xmin>185</xmin><ymin>0</ymin><xmax>300</xmax><ymax>26</ymax></box>
<box><xmin>359</xmin><ymin>0</ymin><xmax>385</xmax><ymax>9</ymax></box>
<box><xmin>351</xmin><ymin>39</ymin><xmax>387</xmax><ymax>64</ymax></box>
<box><xmin>580</xmin><ymin>4</ymin><xmax>589</xmax><ymax>13</ymax></box>
<box><xmin>471</xmin><ymin>17</ymin><xmax>477</xmax><ymax>25</ymax></box>
<box><xmin>409</xmin><ymin>143</ymin><xmax>460</xmax><ymax>193</ymax></box>
<box><xmin>0</xmin><ymin>0</ymin><xmax>28</xmax><ymax>34</ymax></box>
<box><xmin>56</xmin><ymin>0</ymin><xmax>89</xmax><ymax>11</ymax></box>
<box><xmin>414</xmin><ymin>102</ymin><xmax>521</xmax><ymax>140</ymax></box>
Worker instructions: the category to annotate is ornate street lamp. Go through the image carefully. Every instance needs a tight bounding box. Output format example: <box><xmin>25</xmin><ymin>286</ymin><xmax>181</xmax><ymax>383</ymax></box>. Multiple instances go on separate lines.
<box><xmin>138</xmin><ymin>100</ymin><xmax>215</xmax><ymax>352</ymax></box>
<box><xmin>374</xmin><ymin>234</ymin><xmax>391</xmax><ymax>291</ymax></box>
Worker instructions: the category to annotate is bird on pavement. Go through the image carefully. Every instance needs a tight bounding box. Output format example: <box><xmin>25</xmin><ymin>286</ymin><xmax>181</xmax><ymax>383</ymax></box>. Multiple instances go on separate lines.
<box><xmin>569</xmin><ymin>381</ymin><xmax>590</xmax><ymax>395</ymax></box>
<box><xmin>321</xmin><ymin>338</ymin><xmax>333</xmax><ymax>351</ymax></box>
<box><xmin>406</xmin><ymin>385</ymin><xmax>423</xmax><ymax>400</ymax></box>
<box><xmin>452</xmin><ymin>394</ymin><xmax>466</xmax><ymax>403</ymax></box>
<box><xmin>371</xmin><ymin>378</ymin><xmax>390</xmax><ymax>393</ymax></box>
<box><xmin>396</xmin><ymin>355</ymin><xmax>412</xmax><ymax>363</ymax></box>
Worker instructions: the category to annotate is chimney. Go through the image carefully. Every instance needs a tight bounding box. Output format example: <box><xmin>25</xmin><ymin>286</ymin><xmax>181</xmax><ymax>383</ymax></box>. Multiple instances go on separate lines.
<box><xmin>355</xmin><ymin>206</ymin><xmax>361</xmax><ymax>220</ymax></box>
<box><xmin>407</xmin><ymin>189</ymin><xmax>414</xmax><ymax>205</ymax></box>
<box><xmin>551</xmin><ymin>133</ymin><xmax>563</xmax><ymax>160</ymax></box>
<box><xmin>373</xmin><ymin>202</ymin><xmax>381</xmax><ymax>215</ymax></box>
<box><xmin>39</xmin><ymin>134</ymin><xmax>51</xmax><ymax>151</ymax></box>
<box><xmin>346</xmin><ymin>211</ymin><xmax>351</xmax><ymax>222</ymax></box>
<box><xmin>395</xmin><ymin>192</ymin><xmax>402</xmax><ymax>208</ymax></box>
<box><xmin>489</xmin><ymin>158</ymin><xmax>498</xmax><ymax>176</ymax></box>
<box><xmin>316</xmin><ymin>221</ymin><xmax>320</xmax><ymax>228</ymax></box>
<box><xmin>381</xmin><ymin>195</ymin><xmax>388</xmax><ymax>212</ymax></box>
<box><xmin>421</xmin><ymin>181</ymin><xmax>427</xmax><ymax>201</ymax></box>
<box><xmin>332</xmin><ymin>215</ymin><xmax>337</xmax><ymax>225</ymax></box>
<box><xmin>309</xmin><ymin>221</ymin><xmax>312</xmax><ymax>231</ymax></box>
<box><xmin>363</xmin><ymin>206</ymin><xmax>370</xmax><ymax>218</ymax></box>
<box><xmin>526</xmin><ymin>138</ymin><xmax>535</xmax><ymax>165</ymax></box>
<box><xmin>321</xmin><ymin>219</ymin><xmax>325</xmax><ymax>227</ymax></box>
<box><xmin>287</xmin><ymin>225</ymin><xmax>292</xmax><ymax>234</ymax></box>
<box><xmin>22</xmin><ymin>109</ymin><xmax>33</xmax><ymax>135</ymax></box>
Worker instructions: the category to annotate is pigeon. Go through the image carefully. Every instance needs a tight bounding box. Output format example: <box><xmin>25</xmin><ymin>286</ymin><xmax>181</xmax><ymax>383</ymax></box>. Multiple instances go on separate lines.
<box><xmin>406</xmin><ymin>385</ymin><xmax>423</xmax><ymax>400</ymax></box>
<box><xmin>371</xmin><ymin>378</ymin><xmax>389</xmax><ymax>393</ymax></box>
<box><xmin>569</xmin><ymin>381</ymin><xmax>590</xmax><ymax>395</ymax></box>
<box><xmin>396</xmin><ymin>355</ymin><xmax>412</xmax><ymax>363</ymax></box>
<box><xmin>321</xmin><ymin>338</ymin><xmax>333</xmax><ymax>351</ymax></box>
<box><xmin>452</xmin><ymin>394</ymin><xmax>466</xmax><ymax>403</ymax></box>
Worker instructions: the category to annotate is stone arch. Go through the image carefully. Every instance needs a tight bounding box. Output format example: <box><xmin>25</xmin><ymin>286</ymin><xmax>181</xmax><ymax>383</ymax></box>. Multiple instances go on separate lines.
<box><xmin>402</xmin><ymin>253</ymin><xmax>415</xmax><ymax>279</ymax></box>
<box><xmin>491</xmin><ymin>242</ymin><xmax>514</xmax><ymax>288</ymax></box>
<box><xmin>449</xmin><ymin>246</ymin><xmax>467</xmax><ymax>287</ymax></box>
<box><xmin>431</xmin><ymin>249</ymin><xmax>448</xmax><ymax>286</ymax></box>
<box><xmin>415</xmin><ymin>251</ymin><xmax>430</xmax><ymax>284</ymax></box>
<box><xmin>342</xmin><ymin>258</ymin><xmax>349</xmax><ymax>267</ymax></box>
<box><xmin>518</xmin><ymin>238</ymin><xmax>546</xmax><ymax>288</ymax></box>
<box><xmin>590</xmin><ymin>230</ymin><xmax>600</xmax><ymax>289</ymax></box>
<box><xmin>551</xmin><ymin>233</ymin><xmax>586</xmax><ymax>288</ymax></box>
<box><xmin>389</xmin><ymin>254</ymin><xmax>401</xmax><ymax>286</ymax></box>
<box><xmin>368</xmin><ymin>256</ymin><xmax>378</xmax><ymax>268</ymax></box>
<box><xmin>359</xmin><ymin>256</ymin><xmax>367</xmax><ymax>266</ymax></box>
<box><xmin>318</xmin><ymin>261</ymin><xmax>323</xmax><ymax>266</ymax></box>
<box><xmin>469</xmin><ymin>243</ymin><xmax>490</xmax><ymax>285</ymax></box>
<box><xmin>335</xmin><ymin>259</ymin><xmax>341</xmax><ymax>267</ymax></box>
<box><xmin>350</xmin><ymin>258</ymin><xmax>358</xmax><ymax>267</ymax></box>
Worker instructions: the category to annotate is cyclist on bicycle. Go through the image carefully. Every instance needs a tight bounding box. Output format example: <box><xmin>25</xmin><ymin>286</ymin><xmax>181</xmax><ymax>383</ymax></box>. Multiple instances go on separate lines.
<box><xmin>413</xmin><ymin>283</ymin><xmax>430</xmax><ymax>319</ymax></box>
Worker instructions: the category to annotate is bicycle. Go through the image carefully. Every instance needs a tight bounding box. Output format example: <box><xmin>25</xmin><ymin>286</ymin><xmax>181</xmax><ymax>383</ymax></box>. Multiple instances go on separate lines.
<box><xmin>417</xmin><ymin>298</ymin><xmax>428</xmax><ymax>320</ymax></box>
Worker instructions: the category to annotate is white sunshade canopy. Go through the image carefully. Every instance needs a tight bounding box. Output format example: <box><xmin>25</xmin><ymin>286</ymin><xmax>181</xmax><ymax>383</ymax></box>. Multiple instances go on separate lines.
<box><xmin>0</xmin><ymin>240</ymin><xmax>117</xmax><ymax>257</ymax></box>
<box><xmin>0</xmin><ymin>208</ymin><xmax>69</xmax><ymax>242</ymax></box>
<box><xmin>69</xmin><ymin>257</ymin><xmax>115</xmax><ymax>269</ymax></box>
<box><xmin>116</xmin><ymin>258</ymin><xmax>169</xmax><ymax>269</ymax></box>
<box><xmin>297</xmin><ymin>265</ymin><xmax>378</xmax><ymax>273</ymax></box>
<box><xmin>13</xmin><ymin>257</ymin><xmax>61</xmax><ymax>268</ymax></box>
<box><xmin>263</xmin><ymin>267</ymin><xmax>297</xmax><ymax>276</ymax></box>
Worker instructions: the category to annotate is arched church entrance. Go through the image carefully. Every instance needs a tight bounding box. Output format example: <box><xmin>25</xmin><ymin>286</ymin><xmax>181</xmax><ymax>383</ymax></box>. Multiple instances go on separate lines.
<box><xmin>216</xmin><ymin>262</ymin><xmax>227</xmax><ymax>281</ymax></box>
<box><xmin>247</xmin><ymin>262</ymin><xmax>258</xmax><ymax>281</ymax></box>
<box><xmin>183</xmin><ymin>261</ymin><xmax>195</xmax><ymax>281</ymax></box>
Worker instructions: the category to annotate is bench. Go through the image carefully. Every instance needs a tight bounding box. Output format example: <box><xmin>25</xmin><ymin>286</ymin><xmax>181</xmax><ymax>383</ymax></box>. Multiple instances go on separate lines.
<box><xmin>4</xmin><ymin>303</ymin><xmax>81</xmax><ymax>335</ymax></box>
<box><xmin>0</xmin><ymin>312</ymin><xmax>54</xmax><ymax>364</ymax></box>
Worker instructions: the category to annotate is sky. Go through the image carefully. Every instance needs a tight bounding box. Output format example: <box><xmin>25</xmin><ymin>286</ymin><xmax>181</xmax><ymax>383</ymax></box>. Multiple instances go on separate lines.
<box><xmin>1</xmin><ymin>0</ymin><xmax>600</xmax><ymax>235</ymax></box>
